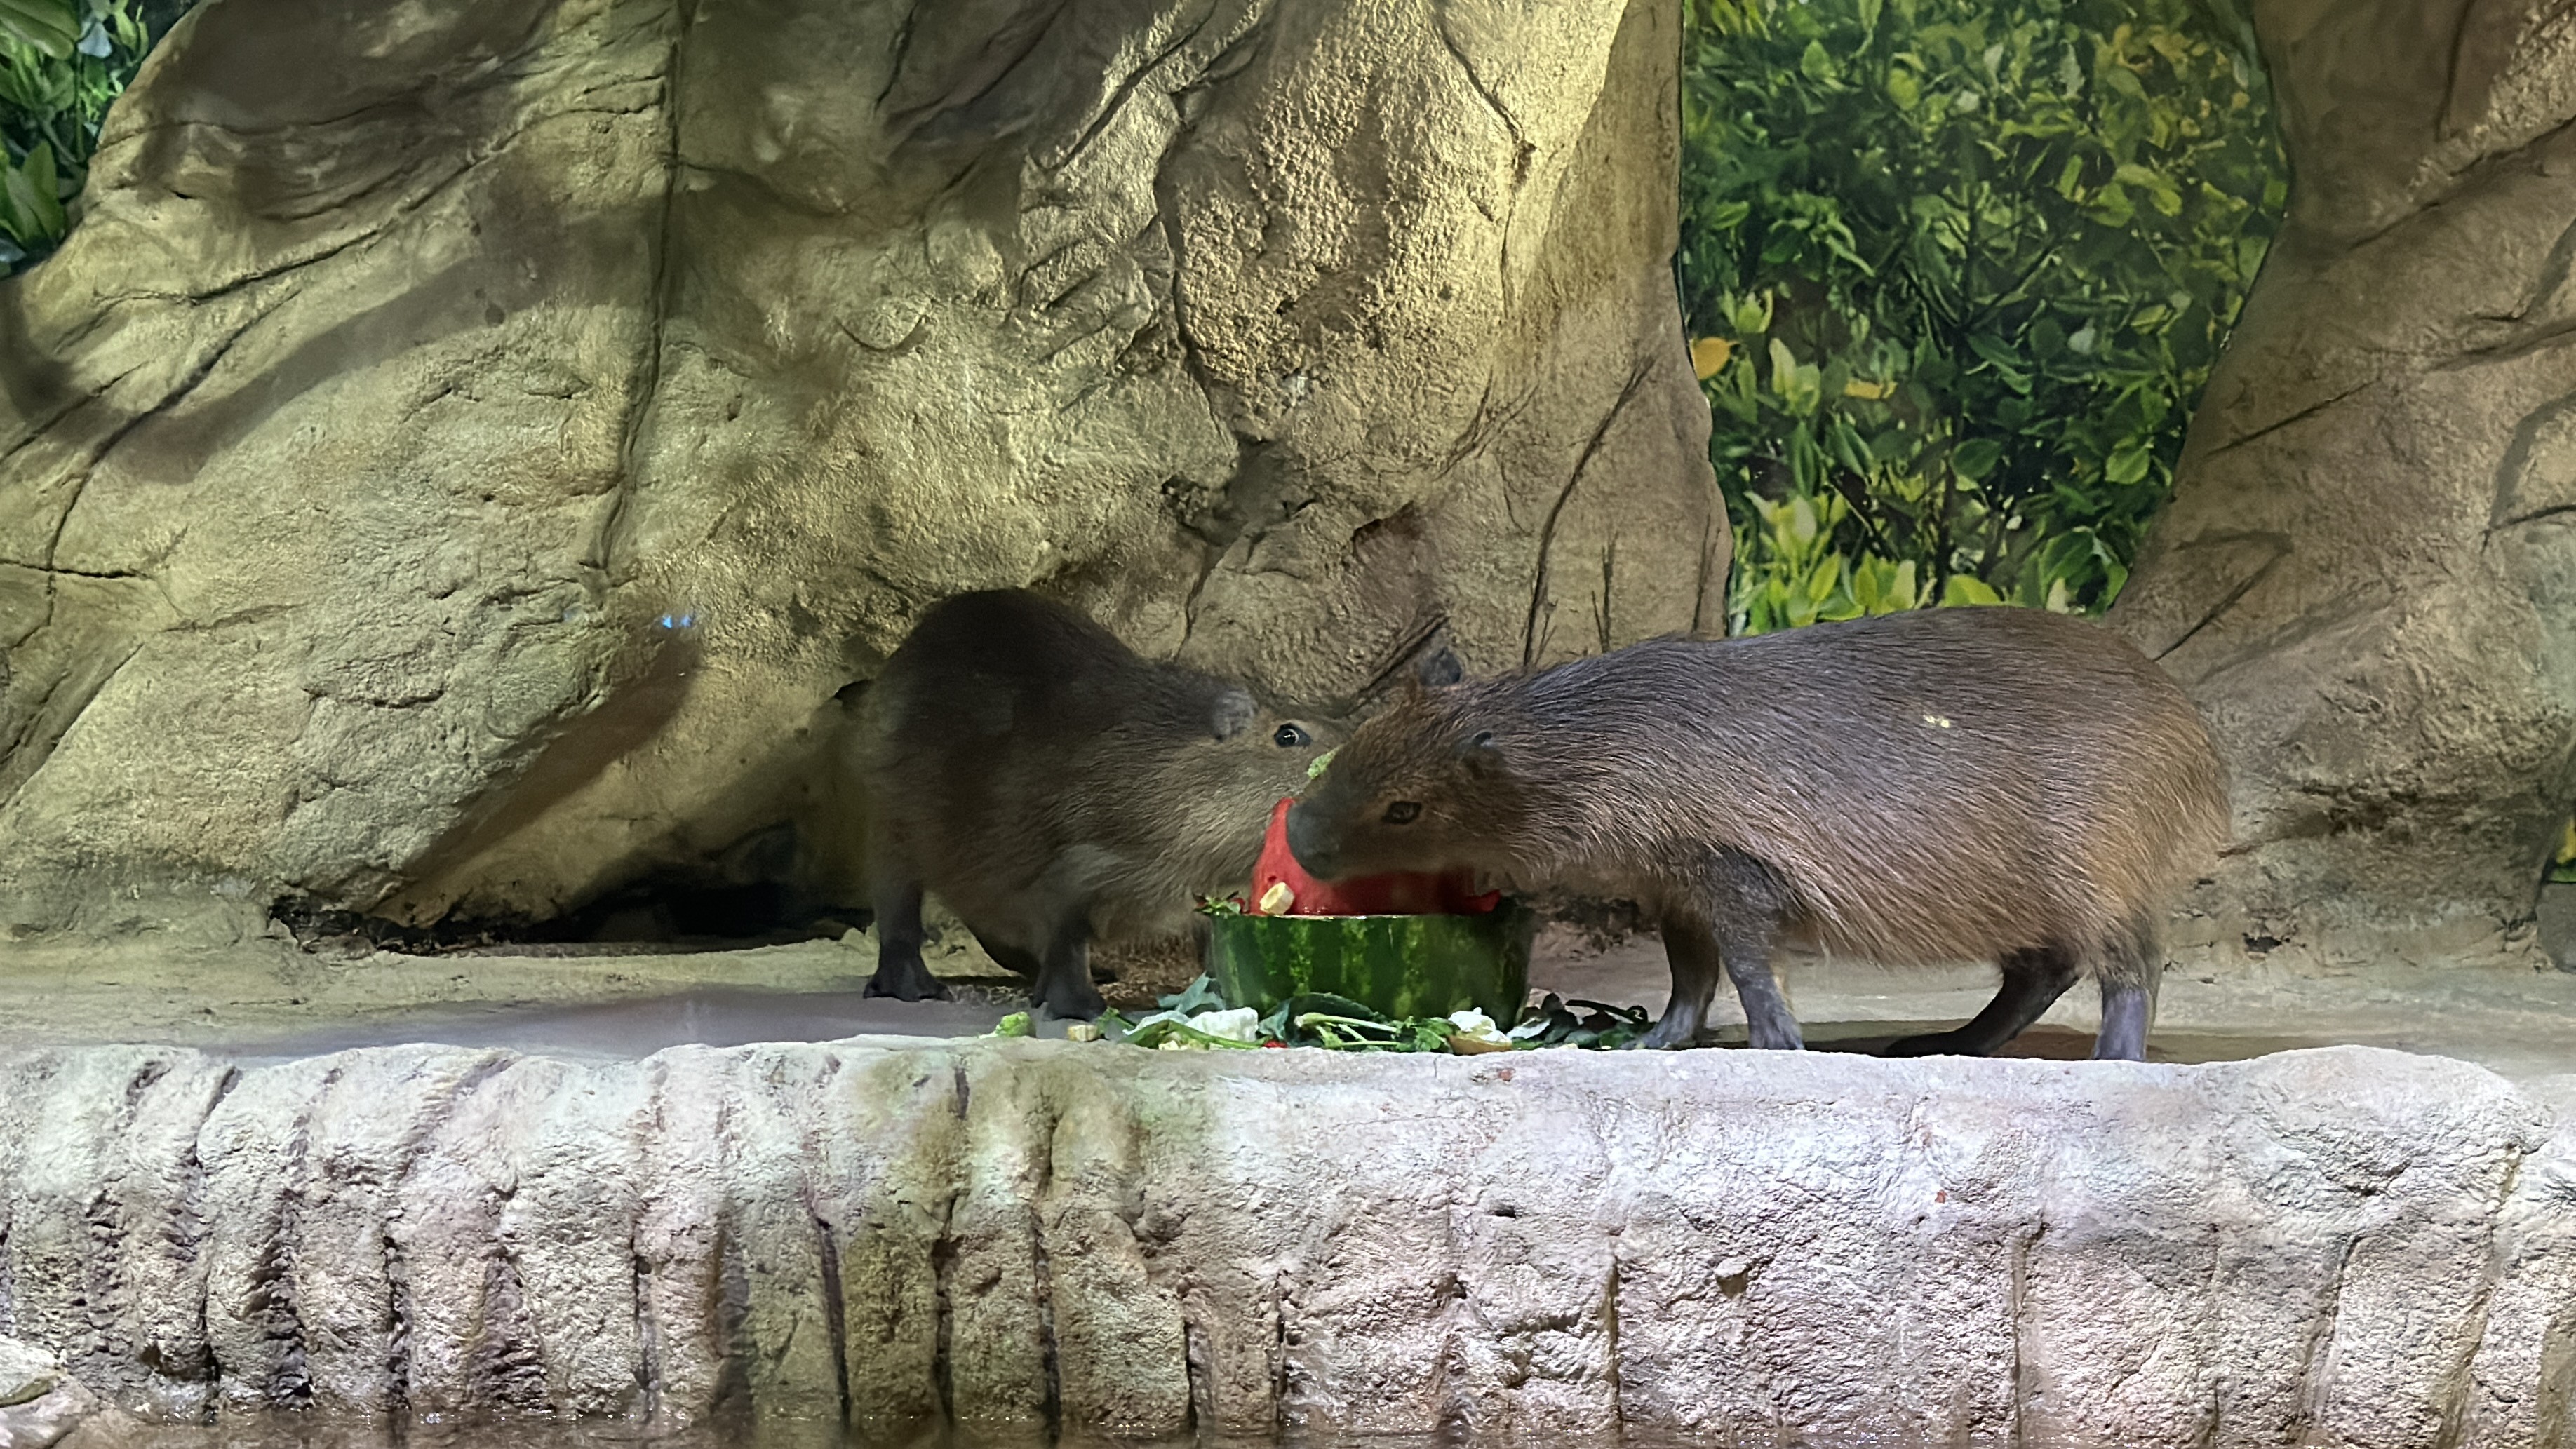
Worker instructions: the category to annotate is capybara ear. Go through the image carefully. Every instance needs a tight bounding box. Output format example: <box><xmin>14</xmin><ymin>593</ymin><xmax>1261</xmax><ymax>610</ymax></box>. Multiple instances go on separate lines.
<box><xmin>1415</xmin><ymin>645</ymin><xmax>1465</xmax><ymax>689</ymax></box>
<box><xmin>1456</xmin><ymin>728</ymin><xmax>1502</xmax><ymax>774</ymax></box>
<box><xmin>1210</xmin><ymin>687</ymin><xmax>1257</xmax><ymax>741</ymax></box>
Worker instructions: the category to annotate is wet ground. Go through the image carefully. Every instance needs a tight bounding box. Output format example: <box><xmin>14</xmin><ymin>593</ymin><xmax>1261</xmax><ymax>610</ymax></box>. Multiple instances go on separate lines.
<box><xmin>5</xmin><ymin>911</ymin><xmax>2572</xmax><ymax>1089</ymax></box>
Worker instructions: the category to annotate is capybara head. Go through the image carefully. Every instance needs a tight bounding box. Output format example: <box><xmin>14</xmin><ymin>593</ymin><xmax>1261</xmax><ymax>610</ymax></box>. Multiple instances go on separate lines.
<box><xmin>1150</xmin><ymin>683</ymin><xmax>1346</xmax><ymax>870</ymax></box>
<box><xmin>1284</xmin><ymin>652</ymin><xmax>1535</xmax><ymax>883</ymax></box>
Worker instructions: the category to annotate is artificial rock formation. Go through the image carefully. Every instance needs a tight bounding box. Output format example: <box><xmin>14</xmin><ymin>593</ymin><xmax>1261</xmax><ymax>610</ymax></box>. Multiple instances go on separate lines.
<box><xmin>0</xmin><ymin>1335</ymin><xmax>126</xmax><ymax>1449</ymax></box>
<box><xmin>0</xmin><ymin>1039</ymin><xmax>2568</xmax><ymax>1446</ymax></box>
<box><xmin>0</xmin><ymin>0</ymin><xmax>1722</xmax><ymax>936</ymax></box>
<box><xmin>2111</xmin><ymin>0</ymin><xmax>2576</xmax><ymax>971</ymax></box>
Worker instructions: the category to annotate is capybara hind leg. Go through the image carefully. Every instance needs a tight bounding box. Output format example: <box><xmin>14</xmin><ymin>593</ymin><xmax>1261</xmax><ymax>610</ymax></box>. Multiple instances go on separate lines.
<box><xmin>1886</xmin><ymin>945</ymin><xmax>2080</xmax><ymax>1058</ymax></box>
<box><xmin>862</xmin><ymin>880</ymin><xmax>950</xmax><ymax>1002</ymax></box>
<box><xmin>2091</xmin><ymin>915</ymin><xmax>2161</xmax><ymax>1061</ymax></box>
<box><xmin>1722</xmin><ymin>942</ymin><xmax>1803</xmax><ymax>1049</ymax></box>
<box><xmin>2095</xmin><ymin>986</ymin><xmax>2152</xmax><ymax>1060</ymax></box>
<box><xmin>1031</xmin><ymin>919</ymin><xmax>1107</xmax><ymax>1022</ymax></box>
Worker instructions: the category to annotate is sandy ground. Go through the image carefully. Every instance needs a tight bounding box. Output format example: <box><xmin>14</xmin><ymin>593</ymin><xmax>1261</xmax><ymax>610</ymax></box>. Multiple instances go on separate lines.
<box><xmin>2</xmin><ymin>902</ymin><xmax>2573</xmax><ymax>1087</ymax></box>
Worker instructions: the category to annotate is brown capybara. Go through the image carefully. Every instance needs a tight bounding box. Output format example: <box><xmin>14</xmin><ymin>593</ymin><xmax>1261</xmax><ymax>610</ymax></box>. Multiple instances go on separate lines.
<box><xmin>861</xmin><ymin>589</ymin><xmax>1338</xmax><ymax>1019</ymax></box>
<box><xmin>1285</xmin><ymin>606</ymin><xmax>2229</xmax><ymax>1059</ymax></box>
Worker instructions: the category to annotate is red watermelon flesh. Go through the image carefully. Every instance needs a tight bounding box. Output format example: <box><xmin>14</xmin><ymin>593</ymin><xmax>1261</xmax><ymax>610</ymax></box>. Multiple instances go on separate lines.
<box><xmin>1246</xmin><ymin>797</ymin><xmax>1500</xmax><ymax>916</ymax></box>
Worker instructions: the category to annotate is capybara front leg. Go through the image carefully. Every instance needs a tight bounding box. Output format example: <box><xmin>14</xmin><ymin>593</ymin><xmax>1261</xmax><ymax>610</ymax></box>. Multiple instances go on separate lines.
<box><xmin>1031</xmin><ymin>916</ymin><xmax>1107</xmax><ymax>1022</ymax></box>
<box><xmin>1637</xmin><ymin>915</ymin><xmax>1723</xmax><ymax>1050</ymax></box>
<box><xmin>861</xmin><ymin>879</ymin><xmax>950</xmax><ymax>1002</ymax></box>
<box><xmin>1720</xmin><ymin>936</ymin><xmax>1804</xmax><ymax>1050</ymax></box>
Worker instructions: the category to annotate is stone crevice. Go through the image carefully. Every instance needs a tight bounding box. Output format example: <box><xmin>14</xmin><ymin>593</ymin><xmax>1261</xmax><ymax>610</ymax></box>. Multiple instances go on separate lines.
<box><xmin>1434</xmin><ymin>8</ymin><xmax>1532</xmax><ymax>318</ymax></box>
<box><xmin>2436</xmin><ymin>1137</ymin><xmax>2538</xmax><ymax>1443</ymax></box>
<box><xmin>812</xmin><ymin>1215</ymin><xmax>850</xmax><ymax>1424</ymax></box>
<box><xmin>2206</xmin><ymin>379</ymin><xmax>2378</xmax><ymax>457</ymax></box>
<box><xmin>2291</xmin><ymin>1232</ymin><xmax>2363</xmax><ymax>1438</ymax></box>
<box><xmin>1522</xmin><ymin>357</ymin><xmax>1654</xmax><ymax>670</ymax></box>
<box><xmin>1042</xmin><ymin>0</ymin><xmax>1227</xmax><ymax>182</ymax></box>
<box><xmin>588</xmin><ymin>0</ymin><xmax>690</xmax><ymax>592</ymax></box>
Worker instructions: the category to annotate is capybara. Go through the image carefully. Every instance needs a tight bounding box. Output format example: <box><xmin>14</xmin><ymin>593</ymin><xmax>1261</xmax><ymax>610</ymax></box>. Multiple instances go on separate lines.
<box><xmin>861</xmin><ymin>589</ymin><xmax>1338</xmax><ymax>1018</ymax></box>
<box><xmin>1284</xmin><ymin>606</ymin><xmax>2228</xmax><ymax>1059</ymax></box>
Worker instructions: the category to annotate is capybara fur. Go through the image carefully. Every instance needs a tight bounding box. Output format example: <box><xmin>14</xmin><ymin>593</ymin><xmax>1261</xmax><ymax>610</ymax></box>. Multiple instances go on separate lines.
<box><xmin>861</xmin><ymin>589</ymin><xmax>1338</xmax><ymax>1019</ymax></box>
<box><xmin>1286</xmin><ymin>606</ymin><xmax>2229</xmax><ymax>1059</ymax></box>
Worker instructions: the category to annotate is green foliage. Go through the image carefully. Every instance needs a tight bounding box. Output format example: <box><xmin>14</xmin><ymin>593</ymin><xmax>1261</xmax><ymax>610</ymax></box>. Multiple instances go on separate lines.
<box><xmin>1680</xmin><ymin>0</ymin><xmax>2286</xmax><ymax>632</ymax></box>
<box><xmin>0</xmin><ymin>0</ymin><xmax>179</xmax><ymax>274</ymax></box>
<box><xmin>2553</xmin><ymin>820</ymin><xmax>2576</xmax><ymax>885</ymax></box>
<box><xmin>1508</xmin><ymin>995</ymin><xmax>1655</xmax><ymax>1050</ymax></box>
<box><xmin>1099</xmin><ymin>974</ymin><xmax>1656</xmax><ymax>1053</ymax></box>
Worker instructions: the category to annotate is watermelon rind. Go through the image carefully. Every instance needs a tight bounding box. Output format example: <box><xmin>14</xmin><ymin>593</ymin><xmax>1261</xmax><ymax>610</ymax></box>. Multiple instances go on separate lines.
<box><xmin>1204</xmin><ymin>901</ymin><xmax>1536</xmax><ymax>1023</ymax></box>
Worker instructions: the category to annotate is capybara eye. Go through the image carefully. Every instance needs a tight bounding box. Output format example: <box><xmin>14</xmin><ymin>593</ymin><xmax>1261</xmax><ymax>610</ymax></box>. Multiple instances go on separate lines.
<box><xmin>1383</xmin><ymin>801</ymin><xmax>1422</xmax><ymax>825</ymax></box>
<box><xmin>1274</xmin><ymin>724</ymin><xmax>1310</xmax><ymax>748</ymax></box>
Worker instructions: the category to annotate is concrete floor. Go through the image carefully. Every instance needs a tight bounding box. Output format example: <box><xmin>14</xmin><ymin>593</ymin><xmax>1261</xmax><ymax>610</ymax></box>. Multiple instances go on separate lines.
<box><xmin>3</xmin><ymin>905</ymin><xmax>2574</xmax><ymax>1091</ymax></box>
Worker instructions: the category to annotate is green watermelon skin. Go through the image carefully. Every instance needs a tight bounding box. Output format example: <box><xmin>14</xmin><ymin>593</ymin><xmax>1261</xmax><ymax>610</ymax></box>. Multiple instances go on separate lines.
<box><xmin>1205</xmin><ymin>902</ymin><xmax>1536</xmax><ymax>1021</ymax></box>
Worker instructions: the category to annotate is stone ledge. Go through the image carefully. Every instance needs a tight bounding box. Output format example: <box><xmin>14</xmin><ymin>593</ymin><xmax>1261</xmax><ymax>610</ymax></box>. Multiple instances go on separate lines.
<box><xmin>0</xmin><ymin>1039</ymin><xmax>2566</xmax><ymax>1446</ymax></box>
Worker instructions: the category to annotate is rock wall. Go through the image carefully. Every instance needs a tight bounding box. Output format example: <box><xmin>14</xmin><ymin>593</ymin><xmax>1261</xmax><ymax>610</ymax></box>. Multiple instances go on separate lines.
<box><xmin>2109</xmin><ymin>0</ymin><xmax>2576</xmax><ymax>972</ymax></box>
<box><xmin>0</xmin><ymin>0</ymin><xmax>1722</xmax><ymax>936</ymax></box>
<box><xmin>0</xmin><ymin>1039</ymin><xmax>2568</xmax><ymax>1446</ymax></box>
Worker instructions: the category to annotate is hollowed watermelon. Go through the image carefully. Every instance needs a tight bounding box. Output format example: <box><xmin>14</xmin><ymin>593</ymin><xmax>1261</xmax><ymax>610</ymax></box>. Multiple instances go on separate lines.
<box><xmin>1207</xmin><ymin>797</ymin><xmax>1532</xmax><ymax>1020</ymax></box>
<box><xmin>1206</xmin><ymin>902</ymin><xmax>1536</xmax><ymax>1022</ymax></box>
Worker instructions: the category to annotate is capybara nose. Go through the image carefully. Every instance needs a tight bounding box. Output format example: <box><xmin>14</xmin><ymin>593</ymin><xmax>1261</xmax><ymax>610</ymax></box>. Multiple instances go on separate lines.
<box><xmin>1284</xmin><ymin>802</ymin><xmax>1341</xmax><ymax>880</ymax></box>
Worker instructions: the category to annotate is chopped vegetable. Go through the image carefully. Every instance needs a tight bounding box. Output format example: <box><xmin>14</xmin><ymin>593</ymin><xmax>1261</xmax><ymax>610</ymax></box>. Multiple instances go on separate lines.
<box><xmin>1445</xmin><ymin>1006</ymin><xmax>1515</xmax><ymax>1055</ymax></box>
<box><xmin>991</xmin><ymin>1012</ymin><xmax>1033</xmax><ymax>1039</ymax></box>
<box><xmin>1190</xmin><ymin>1006</ymin><xmax>1261</xmax><ymax>1043</ymax></box>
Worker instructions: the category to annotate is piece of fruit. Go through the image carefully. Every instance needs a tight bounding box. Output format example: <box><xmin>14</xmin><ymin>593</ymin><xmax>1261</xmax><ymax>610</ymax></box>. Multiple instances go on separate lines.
<box><xmin>1247</xmin><ymin>798</ymin><xmax>1500</xmax><ymax>917</ymax></box>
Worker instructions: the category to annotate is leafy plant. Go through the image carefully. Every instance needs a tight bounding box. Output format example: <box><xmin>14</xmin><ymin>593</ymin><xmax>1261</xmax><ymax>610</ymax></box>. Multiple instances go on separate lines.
<box><xmin>1271</xmin><ymin>993</ymin><xmax>1462</xmax><ymax>1052</ymax></box>
<box><xmin>1097</xmin><ymin>974</ymin><xmax>1665</xmax><ymax>1054</ymax></box>
<box><xmin>1508</xmin><ymin>995</ymin><xmax>1656</xmax><ymax>1050</ymax></box>
<box><xmin>1681</xmin><ymin>0</ymin><xmax>2286</xmax><ymax>631</ymax></box>
<box><xmin>0</xmin><ymin>0</ymin><xmax>186</xmax><ymax>274</ymax></box>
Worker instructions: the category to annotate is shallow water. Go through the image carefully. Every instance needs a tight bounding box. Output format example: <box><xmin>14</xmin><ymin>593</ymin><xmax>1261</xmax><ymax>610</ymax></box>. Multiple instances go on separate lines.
<box><xmin>102</xmin><ymin>1415</ymin><xmax>1740</xmax><ymax>1449</ymax></box>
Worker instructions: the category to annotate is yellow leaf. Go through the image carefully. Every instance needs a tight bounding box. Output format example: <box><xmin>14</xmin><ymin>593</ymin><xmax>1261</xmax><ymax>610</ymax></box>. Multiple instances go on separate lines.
<box><xmin>1942</xmin><ymin>574</ymin><xmax>2004</xmax><ymax>607</ymax></box>
<box><xmin>1691</xmin><ymin>336</ymin><xmax>1736</xmax><ymax>379</ymax></box>
<box><xmin>1843</xmin><ymin>377</ymin><xmax>1896</xmax><ymax>400</ymax></box>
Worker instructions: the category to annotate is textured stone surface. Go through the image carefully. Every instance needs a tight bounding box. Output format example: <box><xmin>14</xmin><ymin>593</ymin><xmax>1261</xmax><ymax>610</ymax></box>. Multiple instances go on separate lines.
<box><xmin>2109</xmin><ymin>0</ymin><xmax>2576</xmax><ymax>973</ymax></box>
<box><xmin>0</xmin><ymin>1335</ymin><xmax>124</xmax><ymax>1449</ymax></box>
<box><xmin>0</xmin><ymin>0</ymin><xmax>1722</xmax><ymax>936</ymax></box>
<box><xmin>0</xmin><ymin>1039</ymin><xmax>2568</xmax><ymax>1445</ymax></box>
